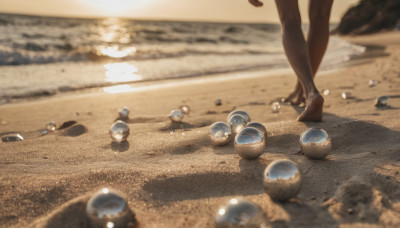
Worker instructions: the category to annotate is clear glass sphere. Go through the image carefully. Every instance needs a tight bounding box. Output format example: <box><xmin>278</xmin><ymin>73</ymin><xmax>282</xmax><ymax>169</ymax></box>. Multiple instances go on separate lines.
<box><xmin>46</xmin><ymin>121</ymin><xmax>57</xmax><ymax>131</ymax></box>
<box><xmin>1</xmin><ymin>133</ymin><xmax>24</xmax><ymax>142</ymax></box>
<box><xmin>234</xmin><ymin>127</ymin><xmax>266</xmax><ymax>159</ymax></box>
<box><xmin>209</xmin><ymin>121</ymin><xmax>232</xmax><ymax>146</ymax></box>
<box><xmin>86</xmin><ymin>188</ymin><xmax>130</xmax><ymax>228</ymax></box>
<box><xmin>369</xmin><ymin>79</ymin><xmax>377</xmax><ymax>87</ymax></box>
<box><xmin>227</xmin><ymin>110</ymin><xmax>251</xmax><ymax>123</ymax></box>
<box><xmin>215</xmin><ymin>198</ymin><xmax>268</xmax><ymax>228</ymax></box>
<box><xmin>228</xmin><ymin>114</ymin><xmax>248</xmax><ymax>133</ymax></box>
<box><xmin>375</xmin><ymin>96</ymin><xmax>388</xmax><ymax>108</ymax></box>
<box><xmin>246</xmin><ymin>122</ymin><xmax>267</xmax><ymax>137</ymax></box>
<box><xmin>300</xmin><ymin>128</ymin><xmax>331</xmax><ymax>159</ymax></box>
<box><xmin>263</xmin><ymin>160</ymin><xmax>302</xmax><ymax>201</ymax></box>
<box><xmin>180</xmin><ymin>105</ymin><xmax>190</xmax><ymax>114</ymax></box>
<box><xmin>119</xmin><ymin>106</ymin><xmax>130</xmax><ymax>119</ymax></box>
<box><xmin>109</xmin><ymin>120</ymin><xmax>130</xmax><ymax>143</ymax></box>
<box><xmin>342</xmin><ymin>92</ymin><xmax>351</xmax><ymax>99</ymax></box>
<box><xmin>170</xmin><ymin>110</ymin><xmax>184</xmax><ymax>123</ymax></box>
<box><xmin>271</xmin><ymin>102</ymin><xmax>280</xmax><ymax>113</ymax></box>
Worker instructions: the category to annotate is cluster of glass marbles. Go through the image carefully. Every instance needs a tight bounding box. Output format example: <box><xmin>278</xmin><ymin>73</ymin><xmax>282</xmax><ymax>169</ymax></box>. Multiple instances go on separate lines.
<box><xmin>209</xmin><ymin>110</ymin><xmax>267</xmax><ymax>160</ymax></box>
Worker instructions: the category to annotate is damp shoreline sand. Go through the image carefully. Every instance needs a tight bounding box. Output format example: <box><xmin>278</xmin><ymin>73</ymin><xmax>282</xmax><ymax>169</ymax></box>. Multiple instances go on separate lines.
<box><xmin>1</xmin><ymin>31</ymin><xmax>400</xmax><ymax>228</ymax></box>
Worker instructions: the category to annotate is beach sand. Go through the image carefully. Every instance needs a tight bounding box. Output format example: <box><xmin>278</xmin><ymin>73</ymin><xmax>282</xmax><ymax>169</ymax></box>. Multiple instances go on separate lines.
<box><xmin>1</xmin><ymin>32</ymin><xmax>400</xmax><ymax>228</ymax></box>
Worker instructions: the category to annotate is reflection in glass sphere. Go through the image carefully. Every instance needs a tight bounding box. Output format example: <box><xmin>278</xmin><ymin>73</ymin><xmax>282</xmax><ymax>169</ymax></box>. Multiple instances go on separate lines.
<box><xmin>86</xmin><ymin>188</ymin><xmax>130</xmax><ymax>228</ymax></box>
<box><xmin>228</xmin><ymin>114</ymin><xmax>248</xmax><ymax>134</ymax></box>
<box><xmin>227</xmin><ymin>110</ymin><xmax>251</xmax><ymax>123</ymax></box>
<box><xmin>109</xmin><ymin>120</ymin><xmax>130</xmax><ymax>143</ymax></box>
<box><xmin>246</xmin><ymin>122</ymin><xmax>267</xmax><ymax>137</ymax></box>
<box><xmin>209</xmin><ymin>122</ymin><xmax>232</xmax><ymax>146</ymax></box>
<box><xmin>180</xmin><ymin>105</ymin><xmax>190</xmax><ymax>114</ymax></box>
<box><xmin>215</xmin><ymin>198</ymin><xmax>268</xmax><ymax>228</ymax></box>
<box><xmin>300</xmin><ymin>128</ymin><xmax>332</xmax><ymax>159</ymax></box>
<box><xmin>1</xmin><ymin>133</ymin><xmax>24</xmax><ymax>142</ymax></box>
<box><xmin>271</xmin><ymin>102</ymin><xmax>280</xmax><ymax>113</ymax></box>
<box><xmin>234</xmin><ymin>127</ymin><xmax>266</xmax><ymax>159</ymax></box>
<box><xmin>46</xmin><ymin>121</ymin><xmax>57</xmax><ymax>131</ymax></box>
<box><xmin>263</xmin><ymin>160</ymin><xmax>302</xmax><ymax>201</ymax></box>
<box><xmin>119</xmin><ymin>106</ymin><xmax>130</xmax><ymax>119</ymax></box>
<box><xmin>375</xmin><ymin>96</ymin><xmax>388</xmax><ymax>108</ymax></box>
<box><xmin>170</xmin><ymin>110</ymin><xmax>183</xmax><ymax>123</ymax></box>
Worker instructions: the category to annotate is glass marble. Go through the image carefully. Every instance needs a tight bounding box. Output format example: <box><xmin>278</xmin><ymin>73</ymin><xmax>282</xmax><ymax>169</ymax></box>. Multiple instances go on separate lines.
<box><xmin>109</xmin><ymin>120</ymin><xmax>130</xmax><ymax>143</ymax></box>
<box><xmin>215</xmin><ymin>198</ymin><xmax>268</xmax><ymax>228</ymax></box>
<box><xmin>246</xmin><ymin>122</ymin><xmax>267</xmax><ymax>137</ymax></box>
<box><xmin>369</xmin><ymin>80</ymin><xmax>377</xmax><ymax>87</ymax></box>
<box><xmin>86</xmin><ymin>188</ymin><xmax>129</xmax><ymax>228</ymax></box>
<box><xmin>375</xmin><ymin>96</ymin><xmax>388</xmax><ymax>108</ymax></box>
<box><xmin>342</xmin><ymin>92</ymin><xmax>351</xmax><ymax>100</ymax></box>
<box><xmin>1</xmin><ymin>133</ymin><xmax>24</xmax><ymax>142</ymax></box>
<box><xmin>234</xmin><ymin>127</ymin><xmax>266</xmax><ymax>159</ymax></box>
<box><xmin>209</xmin><ymin>121</ymin><xmax>232</xmax><ymax>146</ymax></box>
<box><xmin>300</xmin><ymin>128</ymin><xmax>331</xmax><ymax>159</ymax></box>
<box><xmin>119</xmin><ymin>106</ymin><xmax>130</xmax><ymax>119</ymax></box>
<box><xmin>227</xmin><ymin>110</ymin><xmax>251</xmax><ymax>123</ymax></box>
<box><xmin>228</xmin><ymin>114</ymin><xmax>248</xmax><ymax>134</ymax></box>
<box><xmin>215</xmin><ymin>98</ymin><xmax>222</xmax><ymax>106</ymax></box>
<box><xmin>46</xmin><ymin>121</ymin><xmax>57</xmax><ymax>131</ymax></box>
<box><xmin>271</xmin><ymin>102</ymin><xmax>280</xmax><ymax>113</ymax></box>
<box><xmin>180</xmin><ymin>105</ymin><xmax>190</xmax><ymax>114</ymax></box>
<box><xmin>263</xmin><ymin>160</ymin><xmax>302</xmax><ymax>201</ymax></box>
<box><xmin>170</xmin><ymin>110</ymin><xmax>183</xmax><ymax>123</ymax></box>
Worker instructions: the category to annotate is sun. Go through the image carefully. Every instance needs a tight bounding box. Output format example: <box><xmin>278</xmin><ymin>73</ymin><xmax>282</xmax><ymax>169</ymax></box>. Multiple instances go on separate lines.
<box><xmin>82</xmin><ymin>0</ymin><xmax>151</xmax><ymax>16</ymax></box>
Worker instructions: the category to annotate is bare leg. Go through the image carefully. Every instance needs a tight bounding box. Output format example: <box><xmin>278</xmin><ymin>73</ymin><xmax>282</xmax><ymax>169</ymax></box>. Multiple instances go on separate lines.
<box><xmin>286</xmin><ymin>81</ymin><xmax>304</xmax><ymax>105</ymax></box>
<box><xmin>307</xmin><ymin>0</ymin><xmax>333</xmax><ymax>74</ymax></box>
<box><xmin>275</xmin><ymin>0</ymin><xmax>323</xmax><ymax>121</ymax></box>
<box><xmin>285</xmin><ymin>0</ymin><xmax>333</xmax><ymax>105</ymax></box>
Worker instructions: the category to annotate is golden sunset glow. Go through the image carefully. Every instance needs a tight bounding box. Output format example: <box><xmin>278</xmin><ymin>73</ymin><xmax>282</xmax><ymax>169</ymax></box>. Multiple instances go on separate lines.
<box><xmin>0</xmin><ymin>0</ymin><xmax>359</xmax><ymax>23</ymax></box>
<box><xmin>82</xmin><ymin>0</ymin><xmax>152</xmax><ymax>15</ymax></box>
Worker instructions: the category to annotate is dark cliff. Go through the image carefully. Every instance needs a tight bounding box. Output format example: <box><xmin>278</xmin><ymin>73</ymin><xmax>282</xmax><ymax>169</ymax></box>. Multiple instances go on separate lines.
<box><xmin>333</xmin><ymin>0</ymin><xmax>400</xmax><ymax>35</ymax></box>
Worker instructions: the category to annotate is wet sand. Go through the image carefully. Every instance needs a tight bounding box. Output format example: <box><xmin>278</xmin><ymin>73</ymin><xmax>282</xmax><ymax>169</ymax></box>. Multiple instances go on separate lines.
<box><xmin>1</xmin><ymin>32</ymin><xmax>400</xmax><ymax>228</ymax></box>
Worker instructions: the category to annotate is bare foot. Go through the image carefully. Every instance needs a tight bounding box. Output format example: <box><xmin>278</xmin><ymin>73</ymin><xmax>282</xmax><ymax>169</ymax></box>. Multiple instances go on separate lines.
<box><xmin>297</xmin><ymin>93</ymin><xmax>324</xmax><ymax>122</ymax></box>
<box><xmin>286</xmin><ymin>88</ymin><xmax>305</xmax><ymax>105</ymax></box>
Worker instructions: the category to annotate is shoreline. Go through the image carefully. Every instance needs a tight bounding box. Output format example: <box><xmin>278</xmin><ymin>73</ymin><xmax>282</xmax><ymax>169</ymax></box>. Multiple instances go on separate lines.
<box><xmin>0</xmin><ymin>34</ymin><xmax>381</xmax><ymax>107</ymax></box>
<box><xmin>1</xmin><ymin>31</ymin><xmax>400</xmax><ymax>228</ymax></box>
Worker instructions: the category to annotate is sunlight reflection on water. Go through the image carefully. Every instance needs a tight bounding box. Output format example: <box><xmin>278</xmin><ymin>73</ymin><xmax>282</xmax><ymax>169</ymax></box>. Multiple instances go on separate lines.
<box><xmin>105</xmin><ymin>62</ymin><xmax>141</xmax><ymax>82</ymax></box>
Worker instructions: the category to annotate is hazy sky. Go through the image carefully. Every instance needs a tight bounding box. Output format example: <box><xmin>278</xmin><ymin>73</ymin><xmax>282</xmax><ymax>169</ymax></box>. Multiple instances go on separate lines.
<box><xmin>0</xmin><ymin>0</ymin><xmax>359</xmax><ymax>23</ymax></box>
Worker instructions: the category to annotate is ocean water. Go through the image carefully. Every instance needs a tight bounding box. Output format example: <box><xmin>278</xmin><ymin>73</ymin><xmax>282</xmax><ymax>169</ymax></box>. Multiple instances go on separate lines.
<box><xmin>0</xmin><ymin>13</ymin><xmax>366</xmax><ymax>101</ymax></box>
